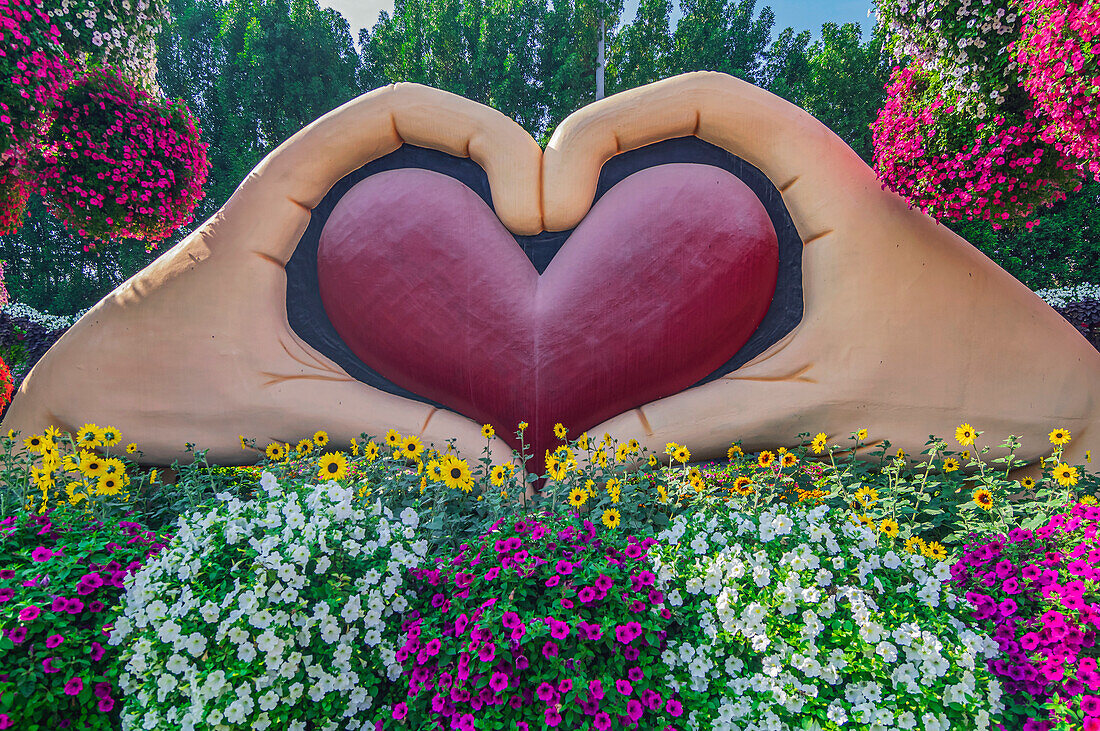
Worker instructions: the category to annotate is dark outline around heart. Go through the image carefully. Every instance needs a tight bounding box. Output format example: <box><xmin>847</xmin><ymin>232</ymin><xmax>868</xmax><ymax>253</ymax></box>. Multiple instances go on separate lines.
<box><xmin>285</xmin><ymin>135</ymin><xmax>804</xmax><ymax>415</ymax></box>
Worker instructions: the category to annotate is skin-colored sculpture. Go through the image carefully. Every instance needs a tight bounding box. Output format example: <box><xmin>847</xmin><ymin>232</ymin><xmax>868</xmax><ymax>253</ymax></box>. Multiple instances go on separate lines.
<box><xmin>2</xmin><ymin>72</ymin><xmax>1098</xmax><ymax>471</ymax></box>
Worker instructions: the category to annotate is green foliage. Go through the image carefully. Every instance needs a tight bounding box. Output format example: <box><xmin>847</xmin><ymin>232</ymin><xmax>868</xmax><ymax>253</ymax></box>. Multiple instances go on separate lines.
<box><xmin>950</xmin><ymin>181</ymin><xmax>1100</xmax><ymax>289</ymax></box>
<box><xmin>670</xmin><ymin>0</ymin><xmax>774</xmax><ymax>82</ymax></box>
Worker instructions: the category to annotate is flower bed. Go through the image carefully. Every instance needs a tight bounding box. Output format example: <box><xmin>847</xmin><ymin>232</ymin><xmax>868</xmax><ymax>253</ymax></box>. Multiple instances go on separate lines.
<box><xmin>0</xmin><ymin>422</ymin><xmax>1096</xmax><ymax>729</ymax></box>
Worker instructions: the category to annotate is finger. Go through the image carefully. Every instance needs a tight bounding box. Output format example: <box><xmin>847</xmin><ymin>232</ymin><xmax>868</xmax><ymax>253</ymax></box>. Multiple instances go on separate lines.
<box><xmin>213</xmin><ymin>83</ymin><xmax>544</xmax><ymax>266</ymax></box>
<box><xmin>542</xmin><ymin>71</ymin><xmax>881</xmax><ymax>236</ymax></box>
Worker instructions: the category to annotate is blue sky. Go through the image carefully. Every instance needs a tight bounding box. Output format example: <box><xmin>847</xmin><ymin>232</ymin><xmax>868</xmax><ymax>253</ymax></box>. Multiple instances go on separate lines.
<box><xmin>323</xmin><ymin>0</ymin><xmax>875</xmax><ymax>43</ymax></box>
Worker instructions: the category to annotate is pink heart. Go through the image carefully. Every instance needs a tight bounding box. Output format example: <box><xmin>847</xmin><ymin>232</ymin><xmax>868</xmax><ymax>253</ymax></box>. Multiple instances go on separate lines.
<box><xmin>317</xmin><ymin>163</ymin><xmax>779</xmax><ymax>467</ymax></box>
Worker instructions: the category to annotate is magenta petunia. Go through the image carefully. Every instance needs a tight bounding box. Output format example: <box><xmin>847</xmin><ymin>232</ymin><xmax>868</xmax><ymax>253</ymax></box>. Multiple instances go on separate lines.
<box><xmin>97</xmin><ymin>697</ymin><xmax>114</xmax><ymax>713</ymax></box>
<box><xmin>42</xmin><ymin>657</ymin><xmax>61</xmax><ymax>674</ymax></box>
<box><xmin>666</xmin><ymin>698</ymin><xmax>684</xmax><ymax>717</ymax></box>
<box><xmin>18</xmin><ymin>605</ymin><xmax>40</xmax><ymax>622</ymax></box>
<box><xmin>392</xmin><ymin>702</ymin><xmax>408</xmax><ymax>720</ymax></box>
<box><xmin>536</xmin><ymin>682</ymin><xmax>555</xmax><ymax>702</ymax></box>
<box><xmin>616</xmin><ymin>679</ymin><xmax>633</xmax><ymax>696</ymax></box>
<box><xmin>594</xmin><ymin>712</ymin><xmax>612</xmax><ymax>731</ymax></box>
<box><xmin>63</xmin><ymin>676</ymin><xmax>83</xmax><ymax>696</ymax></box>
<box><xmin>30</xmin><ymin>547</ymin><xmax>54</xmax><ymax>562</ymax></box>
<box><xmin>0</xmin><ymin>588</ymin><xmax>12</xmax><ymax>603</ymax></box>
<box><xmin>45</xmin><ymin>634</ymin><xmax>63</xmax><ymax>648</ymax></box>
<box><xmin>489</xmin><ymin>671</ymin><xmax>508</xmax><ymax>693</ymax></box>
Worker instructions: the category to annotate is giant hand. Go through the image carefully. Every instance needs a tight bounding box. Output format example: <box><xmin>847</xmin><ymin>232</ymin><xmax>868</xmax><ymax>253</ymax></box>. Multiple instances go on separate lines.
<box><xmin>3</xmin><ymin>73</ymin><xmax>1097</xmax><ymax>470</ymax></box>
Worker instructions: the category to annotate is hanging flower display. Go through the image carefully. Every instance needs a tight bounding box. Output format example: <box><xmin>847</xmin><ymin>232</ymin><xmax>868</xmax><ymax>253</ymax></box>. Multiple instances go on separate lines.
<box><xmin>872</xmin><ymin>64</ymin><xmax>1082</xmax><ymax>229</ymax></box>
<box><xmin>36</xmin><ymin>66</ymin><xmax>210</xmax><ymax>247</ymax></box>
<box><xmin>873</xmin><ymin>0</ymin><xmax>1085</xmax><ymax>228</ymax></box>
<box><xmin>0</xmin><ymin>0</ymin><xmax>74</xmax><ymax>233</ymax></box>
<box><xmin>1016</xmin><ymin>0</ymin><xmax>1100</xmax><ymax>181</ymax></box>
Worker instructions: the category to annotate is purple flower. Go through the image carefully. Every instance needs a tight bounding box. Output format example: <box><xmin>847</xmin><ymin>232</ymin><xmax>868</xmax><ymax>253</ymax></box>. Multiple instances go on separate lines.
<box><xmin>42</xmin><ymin>657</ymin><xmax>61</xmax><ymax>674</ymax></box>
<box><xmin>624</xmin><ymin>544</ymin><xmax>643</xmax><ymax>559</ymax></box>
<box><xmin>627</xmin><ymin>698</ymin><xmax>644</xmax><ymax>721</ymax></box>
<box><xmin>66</xmin><ymin>598</ymin><xmax>84</xmax><ymax>615</ymax></box>
<box><xmin>88</xmin><ymin>601</ymin><xmax>105</xmax><ymax>613</ymax></box>
<box><xmin>536</xmin><ymin>682</ymin><xmax>556</xmax><ymax>702</ymax></box>
<box><xmin>595</xmin><ymin>574</ymin><xmax>613</xmax><ymax>591</ymax></box>
<box><xmin>594</xmin><ymin>712</ymin><xmax>612</xmax><ymax>731</ymax></box>
<box><xmin>502</xmin><ymin>611</ymin><xmax>521</xmax><ymax>629</ymax></box>
<box><xmin>18</xmin><ymin>605</ymin><xmax>40</xmax><ymax>622</ymax></box>
<box><xmin>94</xmin><ymin>682</ymin><xmax>112</xmax><ymax>699</ymax></box>
<box><xmin>549</xmin><ymin>619</ymin><xmax>570</xmax><ymax>640</ymax></box>
<box><xmin>1082</xmin><ymin>695</ymin><xmax>1100</xmax><ymax>716</ymax></box>
<box><xmin>555</xmin><ymin>560</ymin><xmax>573</xmax><ymax>576</ymax></box>
<box><xmin>7</xmin><ymin>627</ymin><xmax>25</xmax><ymax>644</ymax></box>
<box><xmin>542</xmin><ymin>641</ymin><xmax>558</xmax><ymax>658</ymax></box>
<box><xmin>558</xmin><ymin>678</ymin><xmax>572</xmax><ymax>694</ymax></box>
<box><xmin>89</xmin><ymin>642</ymin><xmax>105</xmax><ymax>662</ymax></box>
<box><xmin>545</xmin><ymin>576</ymin><xmax>560</xmax><ymax>588</ymax></box>
<box><xmin>30</xmin><ymin>547</ymin><xmax>54</xmax><ymax>562</ymax></box>
<box><xmin>616</xmin><ymin>679</ymin><xmax>633</xmax><ymax>696</ymax></box>
<box><xmin>578</xmin><ymin>586</ymin><xmax>597</xmax><ymax>603</ymax></box>
<box><xmin>544</xmin><ymin>709</ymin><xmax>562</xmax><ymax>727</ymax></box>
<box><xmin>515</xmin><ymin>655</ymin><xmax>529</xmax><ymax>670</ymax></box>
<box><xmin>666</xmin><ymin>698</ymin><xmax>684</xmax><ymax>717</ymax></box>
<box><xmin>628</xmin><ymin>666</ymin><xmax>644</xmax><ymax>682</ymax></box>
<box><xmin>0</xmin><ymin>570</ymin><xmax>13</xmax><ymax>580</ymax></box>
<box><xmin>489</xmin><ymin>672</ymin><xmax>508</xmax><ymax>693</ymax></box>
<box><xmin>478</xmin><ymin>643</ymin><xmax>496</xmax><ymax>663</ymax></box>
<box><xmin>0</xmin><ymin>589</ymin><xmax>12</xmax><ymax>603</ymax></box>
<box><xmin>510</xmin><ymin>623</ymin><xmax>527</xmax><ymax>641</ymax></box>
<box><xmin>96</xmin><ymin>697</ymin><xmax>114</xmax><ymax>713</ymax></box>
<box><xmin>46</xmin><ymin>634</ymin><xmax>64</xmax><ymax>648</ymax></box>
<box><xmin>80</xmin><ymin>573</ymin><xmax>104</xmax><ymax>589</ymax></box>
<box><xmin>63</xmin><ymin>677</ymin><xmax>83</xmax><ymax>696</ymax></box>
<box><xmin>392</xmin><ymin>702</ymin><xmax>408</xmax><ymax>720</ymax></box>
<box><xmin>425</xmin><ymin>638</ymin><xmax>441</xmax><ymax>656</ymax></box>
<box><xmin>589</xmin><ymin>679</ymin><xmax>605</xmax><ymax>700</ymax></box>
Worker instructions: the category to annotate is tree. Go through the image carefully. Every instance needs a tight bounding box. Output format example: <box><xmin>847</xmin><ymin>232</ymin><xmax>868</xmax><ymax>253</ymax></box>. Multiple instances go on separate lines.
<box><xmin>796</xmin><ymin>23</ymin><xmax>890</xmax><ymax>163</ymax></box>
<box><xmin>670</xmin><ymin>0</ymin><xmax>774</xmax><ymax>84</ymax></box>
<box><xmin>606</xmin><ymin>0</ymin><xmax>672</xmax><ymax>94</ymax></box>
<box><xmin>360</xmin><ymin>0</ymin><xmax>547</xmax><ymax>135</ymax></box>
<box><xmin>760</xmin><ymin>26</ymin><xmax>811</xmax><ymax>103</ymax></box>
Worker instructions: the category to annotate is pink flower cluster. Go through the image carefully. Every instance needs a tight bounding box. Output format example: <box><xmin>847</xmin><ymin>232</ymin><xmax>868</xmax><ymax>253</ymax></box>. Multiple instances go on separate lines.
<box><xmin>36</xmin><ymin>66</ymin><xmax>210</xmax><ymax>248</ymax></box>
<box><xmin>0</xmin><ymin>0</ymin><xmax>73</xmax><ymax>232</ymax></box>
<box><xmin>0</xmin><ymin>512</ymin><xmax>172</xmax><ymax>727</ymax></box>
<box><xmin>395</xmin><ymin>515</ymin><xmax>686</xmax><ymax>729</ymax></box>
<box><xmin>872</xmin><ymin>64</ymin><xmax>1082</xmax><ymax>229</ymax></box>
<box><xmin>1017</xmin><ymin>0</ymin><xmax>1100</xmax><ymax>181</ymax></box>
<box><xmin>951</xmin><ymin>502</ymin><xmax>1100</xmax><ymax>730</ymax></box>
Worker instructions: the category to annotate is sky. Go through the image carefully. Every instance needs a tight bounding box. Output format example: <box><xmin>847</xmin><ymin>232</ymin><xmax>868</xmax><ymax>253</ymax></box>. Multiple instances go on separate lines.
<box><xmin>322</xmin><ymin>0</ymin><xmax>875</xmax><ymax>44</ymax></box>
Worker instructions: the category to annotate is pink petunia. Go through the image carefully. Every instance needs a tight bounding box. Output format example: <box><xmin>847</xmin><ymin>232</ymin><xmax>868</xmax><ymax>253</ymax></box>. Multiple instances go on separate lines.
<box><xmin>63</xmin><ymin>676</ymin><xmax>83</xmax><ymax>696</ymax></box>
<box><xmin>18</xmin><ymin>605</ymin><xmax>40</xmax><ymax>622</ymax></box>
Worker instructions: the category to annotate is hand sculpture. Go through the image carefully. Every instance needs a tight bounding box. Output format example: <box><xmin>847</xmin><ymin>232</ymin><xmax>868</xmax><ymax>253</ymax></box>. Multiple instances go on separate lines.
<box><xmin>2</xmin><ymin>72</ymin><xmax>1097</xmax><ymax>471</ymax></box>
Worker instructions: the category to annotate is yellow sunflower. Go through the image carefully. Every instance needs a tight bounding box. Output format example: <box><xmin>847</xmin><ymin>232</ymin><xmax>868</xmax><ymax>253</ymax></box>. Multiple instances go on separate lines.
<box><xmin>518</xmin><ymin>421</ymin><xmax>529</xmax><ymax>432</ymax></box>
<box><xmin>43</xmin><ymin>426</ymin><xmax>63</xmax><ymax>442</ymax></box>
<box><xmin>672</xmin><ymin>445</ymin><xmax>691</xmax><ymax>465</ymax></box>
<box><xmin>545</xmin><ymin>454</ymin><xmax>569</xmax><ymax>481</ymax></box>
<box><xmin>856</xmin><ymin>514</ymin><xmax>875</xmax><ymax>530</ymax></box>
<box><xmin>239</xmin><ymin>435</ymin><xmax>249</xmax><ymax>450</ymax></box>
<box><xmin>879</xmin><ymin>518</ymin><xmax>899</xmax><ymax>538</ymax></box>
<box><xmin>427</xmin><ymin>459</ymin><xmax>444</xmax><ymax>482</ymax></box>
<box><xmin>780</xmin><ymin>452</ymin><xmax>798</xmax><ymax>468</ymax></box>
<box><xmin>733</xmin><ymin>476</ymin><xmax>754</xmax><ymax>495</ymax></box>
<box><xmin>687</xmin><ymin>468</ymin><xmax>705</xmax><ymax>493</ymax></box>
<box><xmin>727</xmin><ymin>445</ymin><xmax>741</xmax><ymax>461</ymax></box>
<box><xmin>295</xmin><ymin>439</ymin><xmax>313</xmax><ymax>457</ymax></box>
<box><xmin>1049</xmin><ymin>428</ymin><xmax>1072</xmax><ymax>446</ymax></box>
<box><xmin>126</xmin><ymin>443</ymin><xmax>138</xmax><ymax>454</ymax></box>
<box><xmin>854</xmin><ymin>486</ymin><xmax>878</xmax><ymax>506</ymax></box>
<box><xmin>576</xmin><ymin>432</ymin><xmax>589</xmax><ymax>450</ymax></box>
<box><xmin>628</xmin><ymin>439</ymin><xmax>640</xmax><ymax>451</ymax></box>
<box><xmin>596</xmin><ymin>450</ymin><xmax>609</xmax><ymax>468</ymax></box>
<box><xmin>615</xmin><ymin>443</ymin><xmax>631</xmax><ymax>463</ymax></box>
<box><xmin>973</xmin><ymin>488</ymin><xmax>994</xmax><ymax>510</ymax></box>
<box><xmin>75</xmin><ymin>424</ymin><xmax>101</xmax><ymax>449</ymax></box>
<box><xmin>402</xmin><ymin>435</ymin><xmax>425</xmax><ymax>461</ymax></box>
<box><xmin>896</xmin><ymin>449</ymin><xmax>906</xmax><ymax>460</ymax></box>
<box><xmin>32</xmin><ymin>467</ymin><xmax>55</xmax><ymax>490</ymax></box>
<box><xmin>647</xmin><ymin>454</ymin><xmax>659</xmax><ymax>468</ymax></box>
<box><xmin>903</xmin><ymin>536</ymin><xmax>925</xmax><ymax>555</ymax></box>
<box><xmin>441</xmin><ymin>456</ymin><xmax>473</xmax><ymax>492</ymax></box>
<box><xmin>79</xmin><ymin>453</ymin><xmax>108</xmax><ymax>479</ymax></box>
<box><xmin>811</xmin><ymin>433</ymin><xmax>827</xmax><ymax>454</ymax></box>
<box><xmin>554</xmin><ymin>423</ymin><xmax>568</xmax><ymax>439</ymax></box>
<box><xmin>757</xmin><ymin>451</ymin><xmax>775</xmax><ymax>468</ymax></box>
<box><xmin>607</xmin><ymin>478</ymin><xmax>622</xmax><ymax>503</ymax></box>
<box><xmin>490</xmin><ymin>465</ymin><xmax>507</xmax><ymax>487</ymax></box>
<box><xmin>1054</xmin><ymin>463</ymin><xmax>1079</xmax><ymax>487</ymax></box>
<box><xmin>568</xmin><ymin>488</ymin><xmax>588</xmax><ymax>508</ymax></box>
<box><xmin>856</xmin><ymin>428</ymin><xmax>868</xmax><ymax>441</ymax></box>
<box><xmin>657</xmin><ymin>484</ymin><xmax>669</xmax><ymax>503</ymax></box>
<box><xmin>924</xmin><ymin>541</ymin><xmax>947</xmax><ymax>561</ymax></box>
<box><xmin>149</xmin><ymin>469</ymin><xmax>158</xmax><ymax>484</ymax></box>
<box><xmin>99</xmin><ymin>426</ymin><xmax>121</xmax><ymax>447</ymax></box>
<box><xmin>317</xmin><ymin>452</ymin><xmax>348</xmax><ymax>481</ymax></box>
<box><xmin>955</xmin><ymin>423</ymin><xmax>977</xmax><ymax>447</ymax></box>
<box><xmin>385</xmin><ymin>429</ymin><xmax>402</xmax><ymax>447</ymax></box>
<box><xmin>481</xmin><ymin>423</ymin><xmax>495</xmax><ymax>439</ymax></box>
<box><xmin>601</xmin><ymin>508</ymin><xmax>621</xmax><ymax>530</ymax></box>
<box><xmin>313</xmin><ymin>430</ymin><xmax>330</xmax><ymax>448</ymax></box>
<box><xmin>65</xmin><ymin>482</ymin><xmax>87</xmax><ymax>506</ymax></box>
<box><xmin>95</xmin><ymin>474</ymin><xmax>123</xmax><ymax>497</ymax></box>
<box><xmin>265</xmin><ymin>442</ymin><xmax>287</xmax><ymax>461</ymax></box>
<box><xmin>363</xmin><ymin>441</ymin><xmax>380</xmax><ymax>461</ymax></box>
<box><xmin>349</xmin><ymin>438</ymin><xmax>360</xmax><ymax>456</ymax></box>
<box><xmin>942</xmin><ymin>458</ymin><xmax>960</xmax><ymax>473</ymax></box>
<box><xmin>1019</xmin><ymin>476</ymin><xmax>1036</xmax><ymax>490</ymax></box>
<box><xmin>22</xmin><ymin>434</ymin><xmax>46</xmax><ymax>453</ymax></box>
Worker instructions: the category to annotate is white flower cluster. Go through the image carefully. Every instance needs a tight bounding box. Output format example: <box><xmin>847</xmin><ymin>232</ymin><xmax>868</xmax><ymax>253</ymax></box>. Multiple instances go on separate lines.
<box><xmin>48</xmin><ymin>0</ymin><xmax>171</xmax><ymax>93</ymax></box>
<box><xmin>1035</xmin><ymin>282</ymin><xmax>1100</xmax><ymax>309</ymax></box>
<box><xmin>110</xmin><ymin>472</ymin><xmax>426</xmax><ymax>731</ymax></box>
<box><xmin>1</xmin><ymin>302</ymin><xmax>86</xmax><ymax>329</ymax></box>
<box><xmin>657</xmin><ymin>505</ymin><xmax>1004</xmax><ymax>731</ymax></box>
<box><xmin>876</xmin><ymin>0</ymin><xmax>1018</xmax><ymax>118</ymax></box>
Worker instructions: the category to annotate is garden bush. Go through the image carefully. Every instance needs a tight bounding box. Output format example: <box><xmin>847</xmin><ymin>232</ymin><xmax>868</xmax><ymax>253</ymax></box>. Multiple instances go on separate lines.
<box><xmin>952</xmin><ymin>500</ymin><xmax>1100</xmax><ymax>731</ymax></box>
<box><xmin>0</xmin><ymin>506</ymin><xmax>171</xmax><ymax>729</ymax></box>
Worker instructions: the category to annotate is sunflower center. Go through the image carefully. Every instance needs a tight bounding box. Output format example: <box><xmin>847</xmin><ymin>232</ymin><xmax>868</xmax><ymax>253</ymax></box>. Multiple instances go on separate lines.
<box><xmin>450</xmin><ymin>468</ymin><xmax>462</xmax><ymax>479</ymax></box>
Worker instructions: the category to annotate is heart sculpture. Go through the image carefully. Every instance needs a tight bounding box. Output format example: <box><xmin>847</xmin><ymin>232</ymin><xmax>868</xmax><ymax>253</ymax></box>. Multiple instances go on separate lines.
<box><xmin>316</xmin><ymin>162</ymin><xmax>779</xmax><ymax>467</ymax></box>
